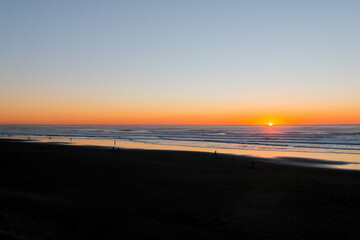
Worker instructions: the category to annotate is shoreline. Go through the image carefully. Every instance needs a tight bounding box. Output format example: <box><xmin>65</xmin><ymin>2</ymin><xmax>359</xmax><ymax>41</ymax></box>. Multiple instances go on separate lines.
<box><xmin>1</xmin><ymin>137</ymin><xmax>358</xmax><ymax>170</ymax></box>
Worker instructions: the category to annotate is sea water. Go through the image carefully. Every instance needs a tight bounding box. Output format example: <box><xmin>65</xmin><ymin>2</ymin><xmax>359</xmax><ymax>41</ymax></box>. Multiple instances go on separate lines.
<box><xmin>1</xmin><ymin>125</ymin><xmax>360</xmax><ymax>168</ymax></box>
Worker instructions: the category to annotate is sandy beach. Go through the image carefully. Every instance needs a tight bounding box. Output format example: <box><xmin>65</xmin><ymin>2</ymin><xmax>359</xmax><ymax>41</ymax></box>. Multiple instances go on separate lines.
<box><xmin>1</xmin><ymin>139</ymin><xmax>360</xmax><ymax>239</ymax></box>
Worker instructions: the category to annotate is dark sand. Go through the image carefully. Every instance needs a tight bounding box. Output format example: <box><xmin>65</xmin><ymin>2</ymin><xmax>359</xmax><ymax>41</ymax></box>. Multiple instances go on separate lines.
<box><xmin>1</xmin><ymin>140</ymin><xmax>360</xmax><ymax>240</ymax></box>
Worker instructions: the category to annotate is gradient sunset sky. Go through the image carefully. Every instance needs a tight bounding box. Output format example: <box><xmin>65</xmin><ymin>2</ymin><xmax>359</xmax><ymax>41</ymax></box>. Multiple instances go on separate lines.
<box><xmin>1</xmin><ymin>0</ymin><xmax>359</xmax><ymax>125</ymax></box>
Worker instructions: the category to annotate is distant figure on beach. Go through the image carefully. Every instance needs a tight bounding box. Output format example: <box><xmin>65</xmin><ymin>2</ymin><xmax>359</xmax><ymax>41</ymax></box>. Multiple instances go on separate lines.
<box><xmin>49</xmin><ymin>137</ymin><xmax>52</xmax><ymax>140</ymax></box>
<box><xmin>114</xmin><ymin>140</ymin><xmax>116</xmax><ymax>146</ymax></box>
<box><xmin>215</xmin><ymin>150</ymin><xmax>217</xmax><ymax>158</ymax></box>
<box><xmin>70</xmin><ymin>138</ymin><xmax>72</xmax><ymax>142</ymax></box>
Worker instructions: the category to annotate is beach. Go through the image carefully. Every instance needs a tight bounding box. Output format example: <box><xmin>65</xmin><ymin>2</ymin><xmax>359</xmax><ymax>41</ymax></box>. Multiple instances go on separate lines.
<box><xmin>1</xmin><ymin>139</ymin><xmax>360</xmax><ymax>239</ymax></box>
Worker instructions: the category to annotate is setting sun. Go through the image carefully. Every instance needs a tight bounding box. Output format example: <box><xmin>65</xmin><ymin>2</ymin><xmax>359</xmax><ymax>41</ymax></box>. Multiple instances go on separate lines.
<box><xmin>268</xmin><ymin>123</ymin><xmax>274</xmax><ymax>127</ymax></box>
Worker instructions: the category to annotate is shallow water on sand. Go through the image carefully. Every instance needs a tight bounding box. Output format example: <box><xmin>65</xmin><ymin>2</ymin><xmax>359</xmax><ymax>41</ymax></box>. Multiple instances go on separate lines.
<box><xmin>1</xmin><ymin>125</ymin><xmax>360</xmax><ymax>169</ymax></box>
<box><xmin>1</xmin><ymin>126</ymin><xmax>360</xmax><ymax>170</ymax></box>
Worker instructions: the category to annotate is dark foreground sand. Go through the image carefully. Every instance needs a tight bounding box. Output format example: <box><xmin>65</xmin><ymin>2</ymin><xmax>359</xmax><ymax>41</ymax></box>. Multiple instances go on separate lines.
<box><xmin>1</xmin><ymin>140</ymin><xmax>360</xmax><ymax>240</ymax></box>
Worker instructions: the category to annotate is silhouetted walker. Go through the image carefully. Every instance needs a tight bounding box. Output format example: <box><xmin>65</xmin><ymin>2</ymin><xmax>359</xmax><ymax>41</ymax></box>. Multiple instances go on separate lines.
<box><xmin>70</xmin><ymin>138</ymin><xmax>72</xmax><ymax>142</ymax></box>
<box><xmin>114</xmin><ymin>140</ymin><xmax>116</xmax><ymax>146</ymax></box>
<box><xmin>214</xmin><ymin>150</ymin><xmax>217</xmax><ymax>159</ymax></box>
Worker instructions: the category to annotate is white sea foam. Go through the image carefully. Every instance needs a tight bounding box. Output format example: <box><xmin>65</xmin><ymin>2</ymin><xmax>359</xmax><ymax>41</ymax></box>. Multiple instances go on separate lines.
<box><xmin>1</xmin><ymin>125</ymin><xmax>360</xmax><ymax>155</ymax></box>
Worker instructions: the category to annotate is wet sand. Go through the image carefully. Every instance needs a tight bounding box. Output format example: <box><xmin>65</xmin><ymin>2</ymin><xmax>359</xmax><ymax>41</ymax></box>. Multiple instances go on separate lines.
<box><xmin>1</xmin><ymin>139</ymin><xmax>360</xmax><ymax>239</ymax></box>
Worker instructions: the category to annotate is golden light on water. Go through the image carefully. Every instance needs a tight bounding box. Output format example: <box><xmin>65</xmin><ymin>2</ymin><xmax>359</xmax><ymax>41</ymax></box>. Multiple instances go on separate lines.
<box><xmin>268</xmin><ymin>123</ymin><xmax>273</xmax><ymax>127</ymax></box>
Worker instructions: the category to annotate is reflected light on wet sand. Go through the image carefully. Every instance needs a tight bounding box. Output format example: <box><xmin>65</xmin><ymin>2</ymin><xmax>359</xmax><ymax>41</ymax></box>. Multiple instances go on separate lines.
<box><xmin>2</xmin><ymin>135</ymin><xmax>359</xmax><ymax>170</ymax></box>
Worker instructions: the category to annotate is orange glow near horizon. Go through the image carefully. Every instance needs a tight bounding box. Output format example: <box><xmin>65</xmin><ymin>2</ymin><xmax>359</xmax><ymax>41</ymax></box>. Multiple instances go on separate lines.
<box><xmin>1</xmin><ymin>93</ymin><xmax>360</xmax><ymax>125</ymax></box>
<box><xmin>0</xmin><ymin>104</ymin><xmax>359</xmax><ymax>125</ymax></box>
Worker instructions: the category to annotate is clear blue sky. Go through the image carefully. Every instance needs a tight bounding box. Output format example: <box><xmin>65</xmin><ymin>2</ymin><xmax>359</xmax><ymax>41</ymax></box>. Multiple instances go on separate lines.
<box><xmin>1</xmin><ymin>0</ymin><xmax>360</xmax><ymax>124</ymax></box>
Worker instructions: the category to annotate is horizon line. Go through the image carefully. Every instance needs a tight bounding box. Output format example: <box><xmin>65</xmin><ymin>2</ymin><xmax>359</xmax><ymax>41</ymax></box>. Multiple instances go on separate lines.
<box><xmin>1</xmin><ymin>123</ymin><xmax>359</xmax><ymax>126</ymax></box>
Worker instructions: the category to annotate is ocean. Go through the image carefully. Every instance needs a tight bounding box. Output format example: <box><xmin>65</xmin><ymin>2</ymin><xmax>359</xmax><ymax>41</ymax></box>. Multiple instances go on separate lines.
<box><xmin>1</xmin><ymin>125</ymin><xmax>360</xmax><ymax>168</ymax></box>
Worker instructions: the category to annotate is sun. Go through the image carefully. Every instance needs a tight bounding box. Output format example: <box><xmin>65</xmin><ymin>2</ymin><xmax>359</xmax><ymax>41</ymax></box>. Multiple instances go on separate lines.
<box><xmin>268</xmin><ymin>122</ymin><xmax>273</xmax><ymax>127</ymax></box>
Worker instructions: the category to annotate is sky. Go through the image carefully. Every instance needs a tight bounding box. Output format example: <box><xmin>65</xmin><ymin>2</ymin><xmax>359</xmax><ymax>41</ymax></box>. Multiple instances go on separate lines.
<box><xmin>1</xmin><ymin>0</ymin><xmax>359</xmax><ymax>125</ymax></box>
